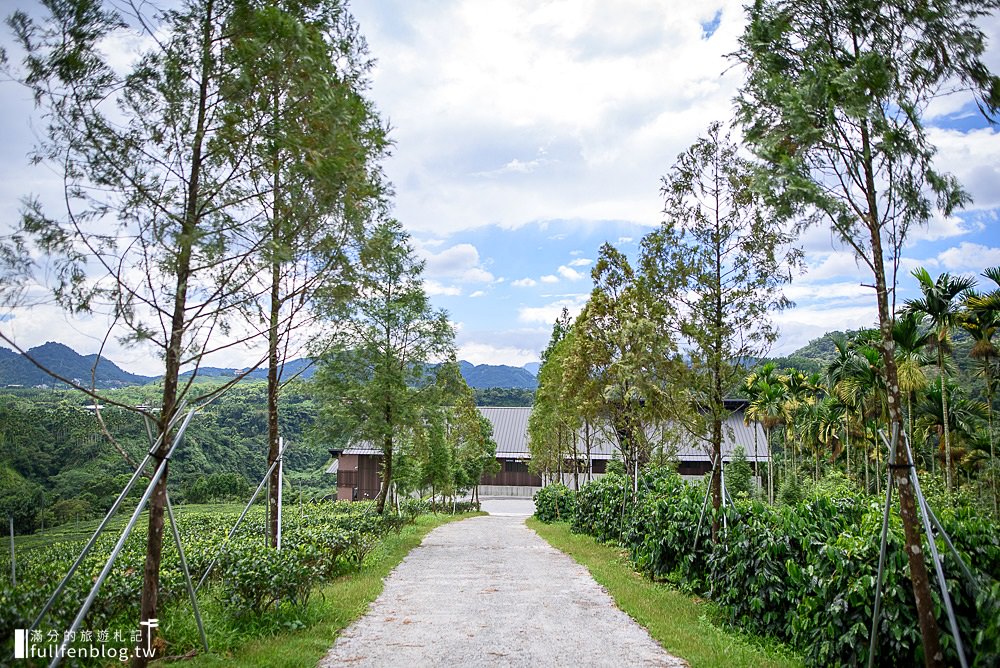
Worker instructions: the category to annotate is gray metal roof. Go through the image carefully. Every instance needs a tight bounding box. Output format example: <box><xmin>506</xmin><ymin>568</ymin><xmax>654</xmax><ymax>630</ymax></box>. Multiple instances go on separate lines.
<box><xmin>342</xmin><ymin>406</ymin><xmax>768</xmax><ymax>462</ymax></box>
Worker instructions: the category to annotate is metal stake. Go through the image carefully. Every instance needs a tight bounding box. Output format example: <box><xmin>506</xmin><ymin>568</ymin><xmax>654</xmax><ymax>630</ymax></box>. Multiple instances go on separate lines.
<box><xmin>867</xmin><ymin>427</ymin><xmax>897</xmax><ymax>668</ymax></box>
<box><xmin>197</xmin><ymin>439</ymin><xmax>288</xmax><ymax>590</ymax></box>
<box><xmin>901</xmin><ymin>435</ymin><xmax>969</xmax><ymax>668</ymax></box>
<box><xmin>50</xmin><ymin>408</ymin><xmax>195</xmax><ymax>668</ymax></box>
<box><xmin>277</xmin><ymin>437</ymin><xmax>284</xmax><ymax>552</ymax></box>
<box><xmin>692</xmin><ymin>455</ymin><xmax>716</xmax><ymax>554</ymax></box>
<box><xmin>165</xmin><ymin>492</ymin><xmax>208</xmax><ymax>653</ymax></box>
<box><xmin>29</xmin><ymin>406</ymin><xmax>189</xmax><ymax>633</ymax></box>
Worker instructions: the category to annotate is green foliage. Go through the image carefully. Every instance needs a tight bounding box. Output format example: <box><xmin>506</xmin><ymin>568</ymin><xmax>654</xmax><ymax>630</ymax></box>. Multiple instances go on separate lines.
<box><xmin>185</xmin><ymin>473</ymin><xmax>253</xmax><ymax>504</ymax></box>
<box><xmin>566</xmin><ymin>472</ymin><xmax>1000</xmax><ymax>667</ymax></box>
<box><xmin>0</xmin><ymin>500</ymin><xmax>430</xmax><ymax>659</ymax></box>
<box><xmin>0</xmin><ymin>384</ymin><xmax>330</xmax><ymax>531</ymax></box>
<box><xmin>726</xmin><ymin>446</ymin><xmax>754</xmax><ymax>499</ymax></box>
<box><xmin>473</xmin><ymin>387</ymin><xmax>534</xmax><ymax>407</ymax></box>
<box><xmin>533</xmin><ymin>483</ymin><xmax>577</xmax><ymax>523</ymax></box>
<box><xmin>0</xmin><ymin>464</ymin><xmax>44</xmax><ymax>532</ymax></box>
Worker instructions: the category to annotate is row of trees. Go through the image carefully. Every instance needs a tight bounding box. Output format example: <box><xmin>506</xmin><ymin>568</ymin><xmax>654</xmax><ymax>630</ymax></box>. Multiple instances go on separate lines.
<box><xmin>0</xmin><ymin>0</ymin><xmax>471</xmax><ymax>661</ymax></box>
<box><xmin>744</xmin><ymin>264</ymin><xmax>1000</xmax><ymax>510</ymax></box>
<box><xmin>529</xmin><ymin>124</ymin><xmax>800</xmax><ymax>538</ymax></box>
<box><xmin>532</xmin><ymin>0</ymin><xmax>999</xmax><ymax>663</ymax></box>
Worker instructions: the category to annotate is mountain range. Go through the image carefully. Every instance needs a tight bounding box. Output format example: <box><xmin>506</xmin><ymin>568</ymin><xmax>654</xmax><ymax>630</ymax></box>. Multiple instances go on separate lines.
<box><xmin>0</xmin><ymin>342</ymin><xmax>540</xmax><ymax>390</ymax></box>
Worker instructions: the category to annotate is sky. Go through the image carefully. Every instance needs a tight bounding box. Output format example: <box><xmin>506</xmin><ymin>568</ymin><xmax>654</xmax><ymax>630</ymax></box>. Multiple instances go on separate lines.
<box><xmin>1</xmin><ymin>0</ymin><xmax>1000</xmax><ymax>375</ymax></box>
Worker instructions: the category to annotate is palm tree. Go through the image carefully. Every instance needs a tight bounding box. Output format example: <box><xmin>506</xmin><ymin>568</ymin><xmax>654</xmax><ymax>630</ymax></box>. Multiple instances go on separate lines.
<box><xmin>839</xmin><ymin>340</ymin><xmax>887</xmax><ymax>493</ymax></box>
<box><xmin>963</xmin><ymin>266</ymin><xmax>1000</xmax><ymax>510</ymax></box>
<box><xmin>904</xmin><ymin>267</ymin><xmax>976</xmax><ymax>493</ymax></box>
<box><xmin>744</xmin><ymin>362</ymin><xmax>785</xmax><ymax>503</ymax></box>
<box><xmin>915</xmin><ymin>377</ymin><xmax>989</xmax><ymax>488</ymax></box>
<box><xmin>893</xmin><ymin>311</ymin><xmax>933</xmax><ymax>463</ymax></box>
<box><xmin>827</xmin><ymin>334</ymin><xmax>859</xmax><ymax>479</ymax></box>
<box><xmin>778</xmin><ymin>368</ymin><xmax>822</xmax><ymax>479</ymax></box>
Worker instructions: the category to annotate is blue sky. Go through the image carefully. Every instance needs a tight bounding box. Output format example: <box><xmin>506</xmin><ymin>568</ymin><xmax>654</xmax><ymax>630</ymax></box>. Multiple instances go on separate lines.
<box><xmin>1</xmin><ymin>0</ymin><xmax>999</xmax><ymax>374</ymax></box>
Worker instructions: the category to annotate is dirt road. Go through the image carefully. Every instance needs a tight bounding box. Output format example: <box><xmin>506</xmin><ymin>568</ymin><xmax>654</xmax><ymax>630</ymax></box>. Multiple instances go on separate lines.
<box><xmin>318</xmin><ymin>507</ymin><xmax>686</xmax><ymax>667</ymax></box>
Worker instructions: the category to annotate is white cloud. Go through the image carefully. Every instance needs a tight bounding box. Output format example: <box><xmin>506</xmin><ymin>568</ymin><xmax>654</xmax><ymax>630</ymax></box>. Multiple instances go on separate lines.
<box><xmin>540</xmin><ymin>274</ymin><xmax>560</xmax><ymax>284</ymax></box>
<box><xmin>784</xmin><ymin>281</ymin><xmax>873</xmax><ymax>303</ymax></box>
<box><xmin>423</xmin><ymin>280</ymin><xmax>462</xmax><ymax>296</ymax></box>
<box><xmin>352</xmin><ymin>0</ymin><xmax>746</xmax><ymax>235</ymax></box>
<box><xmin>557</xmin><ymin>265</ymin><xmax>585</xmax><ymax>281</ymax></box>
<box><xmin>456</xmin><ymin>341</ymin><xmax>540</xmax><ymax>366</ymax></box>
<box><xmin>927</xmin><ymin>127</ymin><xmax>1000</xmax><ymax>211</ymax></box>
<box><xmin>567</xmin><ymin>258</ymin><xmax>593</xmax><ymax>267</ymax></box>
<box><xmin>935</xmin><ymin>242</ymin><xmax>1000</xmax><ymax>273</ymax></box>
<box><xmin>616</xmin><ymin>236</ymin><xmax>634</xmax><ymax>245</ymax></box>
<box><xmin>469</xmin><ymin>290</ymin><xmax>486</xmax><ymax>298</ymax></box>
<box><xmin>518</xmin><ymin>295</ymin><xmax>589</xmax><ymax>324</ymax></box>
<box><xmin>512</xmin><ymin>277</ymin><xmax>537</xmax><ymax>287</ymax></box>
<box><xmin>772</xmin><ymin>304</ymin><xmax>878</xmax><ymax>356</ymax></box>
<box><xmin>418</xmin><ymin>243</ymin><xmax>495</xmax><ymax>283</ymax></box>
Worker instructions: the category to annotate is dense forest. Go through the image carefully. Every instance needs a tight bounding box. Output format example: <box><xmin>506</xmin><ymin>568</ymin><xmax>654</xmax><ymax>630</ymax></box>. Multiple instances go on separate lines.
<box><xmin>0</xmin><ymin>380</ymin><xmax>536</xmax><ymax>533</ymax></box>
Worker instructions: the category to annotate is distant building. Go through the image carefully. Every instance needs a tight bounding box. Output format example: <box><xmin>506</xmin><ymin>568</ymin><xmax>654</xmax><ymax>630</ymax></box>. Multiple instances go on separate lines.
<box><xmin>328</xmin><ymin>402</ymin><xmax>768</xmax><ymax>500</ymax></box>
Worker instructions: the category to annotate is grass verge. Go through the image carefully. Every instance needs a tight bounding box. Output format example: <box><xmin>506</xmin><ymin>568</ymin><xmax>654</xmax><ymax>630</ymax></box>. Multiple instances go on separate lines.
<box><xmin>527</xmin><ymin>518</ymin><xmax>803</xmax><ymax>668</ymax></box>
<box><xmin>162</xmin><ymin>512</ymin><xmax>480</xmax><ymax>667</ymax></box>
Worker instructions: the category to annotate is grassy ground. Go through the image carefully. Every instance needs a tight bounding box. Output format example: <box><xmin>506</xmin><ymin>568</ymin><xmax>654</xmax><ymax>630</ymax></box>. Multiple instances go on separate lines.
<box><xmin>161</xmin><ymin>512</ymin><xmax>479</xmax><ymax>667</ymax></box>
<box><xmin>527</xmin><ymin>518</ymin><xmax>803</xmax><ymax>668</ymax></box>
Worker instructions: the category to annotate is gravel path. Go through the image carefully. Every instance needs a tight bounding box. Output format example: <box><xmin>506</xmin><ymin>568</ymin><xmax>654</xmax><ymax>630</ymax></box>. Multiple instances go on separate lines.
<box><xmin>318</xmin><ymin>511</ymin><xmax>686</xmax><ymax>667</ymax></box>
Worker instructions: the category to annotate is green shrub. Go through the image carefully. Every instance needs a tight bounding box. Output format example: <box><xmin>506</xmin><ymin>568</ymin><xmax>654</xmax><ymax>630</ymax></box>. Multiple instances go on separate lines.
<box><xmin>568</xmin><ymin>471</ymin><xmax>1000</xmax><ymax>667</ymax></box>
<box><xmin>534</xmin><ymin>483</ymin><xmax>577</xmax><ymax>523</ymax></box>
<box><xmin>726</xmin><ymin>446</ymin><xmax>754</xmax><ymax>499</ymax></box>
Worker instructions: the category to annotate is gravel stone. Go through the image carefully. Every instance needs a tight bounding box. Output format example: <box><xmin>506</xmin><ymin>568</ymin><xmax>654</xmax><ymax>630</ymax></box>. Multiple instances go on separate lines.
<box><xmin>319</xmin><ymin>511</ymin><xmax>687</xmax><ymax>667</ymax></box>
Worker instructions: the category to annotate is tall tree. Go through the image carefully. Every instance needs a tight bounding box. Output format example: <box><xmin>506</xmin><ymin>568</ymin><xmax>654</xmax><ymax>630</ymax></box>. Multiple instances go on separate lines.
<box><xmin>2</xmin><ymin>0</ymin><xmax>287</xmax><ymax>659</ymax></box>
<box><xmin>734</xmin><ymin>0</ymin><xmax>1000</xmax><ymax>661</ymax></box>
<box><xmin>313</xmin><ymin>220</ymin><xmax>453</xmax><ymax>514</ymax></box>
<box><xmin>220</xmin><ymin>0</ymin><xmax>388</xmax><ymax>547</ymax></box>
<box><xmin>963</xmin><ymin>266</ymin><xmax>1000</xmax><ymax>510</ymax></box>
<box><xmin>529</xmin><ymin>326</ymin><xmax>577</xmax><ymax>485</ymax></box>
<box><xmin>642</xmin><ymin>122</ymin><xmax>799</xmax><ymax>536</ymax></box>
<box><xmin>904</xmin><ymin>268</ymin><xmax>976</xmax><ymax>492</ymax></box>
<box><xmin>568</xmin><ymin>244</ymin><xmax>681</xmax><ymax>483</ymax></box>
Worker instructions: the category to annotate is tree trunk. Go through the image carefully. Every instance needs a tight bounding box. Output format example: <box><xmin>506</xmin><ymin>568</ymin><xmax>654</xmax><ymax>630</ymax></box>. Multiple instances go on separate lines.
<box><xmin>863</xmin><ymin>146</ymin><xmax>943</xmax><ymax>665</ymax></box>
<box><xmin>939</xmin><ymin>348</ymin><xmax>952</xmax><ymax>493</ymax></box>
<box><xmin>375</xmin><ymin>435</ymin><xmax>392</xmax><ymax>514</ymax></box>
<box><xmin>136</xmin><ymin>3</ymin><xmax>215</xmax><ymax>660</ymax></box>
<box><xmin>267</xmin><ymin>87</ymin><xmax>283</xmax><ymax>549</ymax></box>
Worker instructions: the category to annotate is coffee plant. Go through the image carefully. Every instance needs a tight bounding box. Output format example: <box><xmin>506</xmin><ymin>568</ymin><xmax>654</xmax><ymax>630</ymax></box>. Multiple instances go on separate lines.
<box><xmin>533</xmin><ymin>483</ymin><xmax>577</xmax><ymax>522</ymax></box>
<box><xmin>559</xmin><ymin>466</ymin><xmax>1000</xmax><ymax>667</ymax></box>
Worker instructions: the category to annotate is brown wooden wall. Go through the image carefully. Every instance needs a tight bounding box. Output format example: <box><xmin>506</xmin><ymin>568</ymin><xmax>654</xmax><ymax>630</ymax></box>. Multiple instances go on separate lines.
<box><xmin>336</xmin><ymin>453</ymin><xmax>383</xmax><ymax>501</ymax></box>
<box><xmin>480</xmin><ymin>459</ymin><xmax>543</xmax><ymax>487</ymax></box>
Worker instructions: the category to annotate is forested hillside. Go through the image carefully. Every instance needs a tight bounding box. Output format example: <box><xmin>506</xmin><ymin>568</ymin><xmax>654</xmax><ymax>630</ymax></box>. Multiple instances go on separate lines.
<box><xmin>0</xmin><ymin>383</ymin><xmax>332</xmax><ymax>532</ymax></box>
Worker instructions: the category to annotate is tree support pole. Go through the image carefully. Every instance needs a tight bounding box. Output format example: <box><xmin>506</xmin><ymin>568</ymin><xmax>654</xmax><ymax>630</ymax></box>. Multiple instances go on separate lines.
<box><xmin>868</xmin><ymin>434</ymin><xmax>896</xmax><ymax>668</ymax></box>
<box><xmin>197</xmin><ymin>437</ymin><xmax>287</xmax><ymax>590</ymax></box>
<box><xmin>901</xmin><ymin>434</ymin><xmax>968</xmax><ymax>668</ymax></box>
<box><xmin>50</xmin><ymin>409</ymin><xmax>195</xmax><ymax>668</ymax></box>
<box><xmin>277</xmin><ymin>437</ymin><xmax>284</xmax><ymax>552</ymax></box>
<box><xmin>29</xmin><ymin>406</ymin><xmax>187</xmax><ymax>634</ymax></box>
<box><xmin>164</xmin><ymin>492</ymin><xmax>207</xmax><ymax>653</ymax></box>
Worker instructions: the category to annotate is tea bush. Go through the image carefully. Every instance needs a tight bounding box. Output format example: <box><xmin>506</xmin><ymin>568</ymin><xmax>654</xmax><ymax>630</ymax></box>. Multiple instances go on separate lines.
<box><xmin>0</xmin><ymin>499</ymin><xmax>430</xmax><ymax>661</ymax></box>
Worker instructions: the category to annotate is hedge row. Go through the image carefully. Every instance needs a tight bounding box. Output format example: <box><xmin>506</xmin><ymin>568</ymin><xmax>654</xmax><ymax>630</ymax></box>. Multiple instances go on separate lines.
<box><xmin>0</xmin><ymin>499</ymin><xmax>431</xmax><ymax>658</ymax></box>
<box><xmin>537</xmin><ymin>469</ymin><xmax>1000</xmax><ymax>667</ymax></box>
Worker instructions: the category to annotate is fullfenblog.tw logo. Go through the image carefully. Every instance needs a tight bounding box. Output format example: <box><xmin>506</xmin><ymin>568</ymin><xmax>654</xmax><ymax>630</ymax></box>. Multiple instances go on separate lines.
<box><xmin>13</xmin><ymin>622</ymin><xmax>158</xmax><ymax>662</ymax></box>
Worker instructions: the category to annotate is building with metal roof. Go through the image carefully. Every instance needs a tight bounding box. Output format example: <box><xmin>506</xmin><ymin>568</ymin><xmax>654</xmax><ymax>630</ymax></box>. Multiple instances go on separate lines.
<box><xmin>331</xmin><ymin>403</ymin><xmax>768</xmax><ymax>499</ymax></box>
